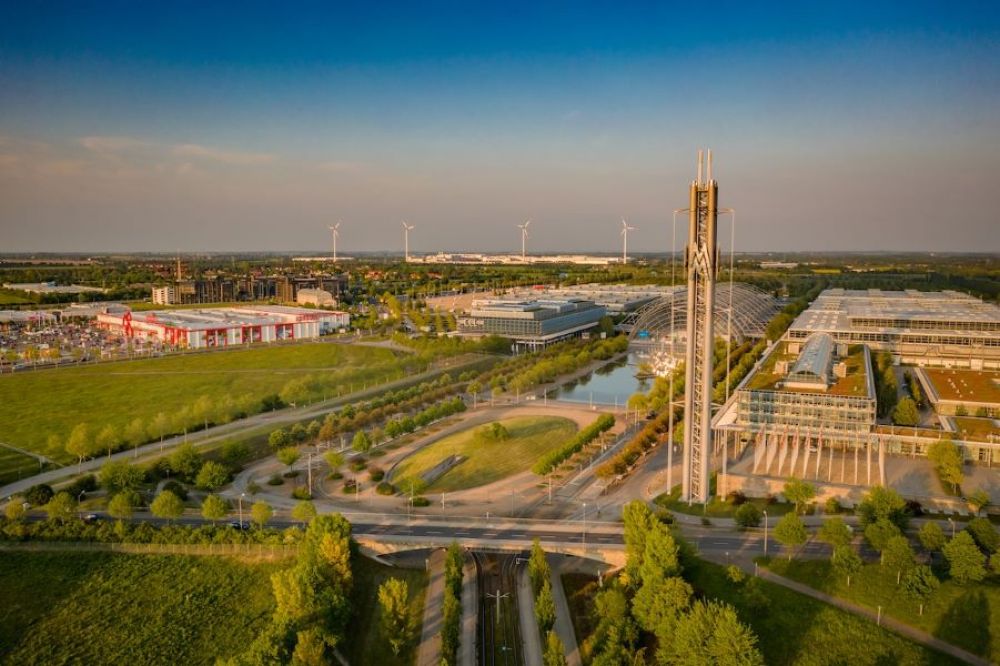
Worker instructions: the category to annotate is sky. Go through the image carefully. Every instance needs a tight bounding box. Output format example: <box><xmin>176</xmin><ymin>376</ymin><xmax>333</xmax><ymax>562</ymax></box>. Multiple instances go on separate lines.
<box><xmin>1</xmin><ymin>1</ymin><xmax>998</xmax><ymax>254</ymax></box>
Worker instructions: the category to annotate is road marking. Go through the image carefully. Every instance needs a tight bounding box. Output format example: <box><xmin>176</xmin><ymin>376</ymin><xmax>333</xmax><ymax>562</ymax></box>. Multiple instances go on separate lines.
<box><xmin>426</xmin><ymin>530</ymin><xmax>442</xmax><ymax>535</ymax></box>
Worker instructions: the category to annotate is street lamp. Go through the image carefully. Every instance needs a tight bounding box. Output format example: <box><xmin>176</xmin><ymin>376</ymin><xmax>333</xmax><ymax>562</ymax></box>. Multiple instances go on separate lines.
<box><xmin>239</xmin><ymin>493</ymin><xmax>246</xmax><ymax>526</ymax></box>
<box><xmin>947</xmin><ymin>517</ymin><xmax>955</xmax><ymax>539</ymax></box>
<box><xmin>763</xmin><ymin>510</ymin><xmax>769</xmax><ymax>557</ymax></box>
<box><xmin>582</xmin><ymin>502</ymin><xmax>588</xmax><ymax>550</ymax></box>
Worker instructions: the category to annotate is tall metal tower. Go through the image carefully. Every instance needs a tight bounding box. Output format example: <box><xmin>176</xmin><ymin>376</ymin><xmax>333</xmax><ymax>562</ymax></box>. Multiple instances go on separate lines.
<box><xmin>681</xmin><ymin>149</ymin><xmax>719</xmax><ymax>504</ymax></box>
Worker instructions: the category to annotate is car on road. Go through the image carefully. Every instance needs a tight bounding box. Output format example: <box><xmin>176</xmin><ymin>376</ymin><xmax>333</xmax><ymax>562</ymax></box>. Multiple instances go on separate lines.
<box><xmin>82</xmin><ymin>513</ymin><xmax>101</xmax><ymax>524</ymax></box>
<box><xmin>227</xmin><ymin>520</ymin><xmax>251</xmax><ymax>530</ymax></box>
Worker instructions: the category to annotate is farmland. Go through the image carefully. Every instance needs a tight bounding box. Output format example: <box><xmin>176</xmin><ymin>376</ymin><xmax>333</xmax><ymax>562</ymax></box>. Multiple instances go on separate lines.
<box><xmin>0</xmin><ymin>550</ymin><xmax>280</xmax><ymax>665</ymax></box>
<box><xmin>390</xmin><ymin>415</ymin><xmax>578</xmax><ymax>492</ymax></box>
<box><xmin>0</xmin><ymin>342</ymin><xmax>416</xmax><ymax>463</ymax></box>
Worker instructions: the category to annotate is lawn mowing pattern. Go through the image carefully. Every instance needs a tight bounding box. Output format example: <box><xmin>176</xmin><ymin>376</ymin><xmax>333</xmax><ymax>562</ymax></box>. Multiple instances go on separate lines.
<box><xmin>343</xmin><ymin>553</ymin><xmax>427</xmax><ymax>666</ymax></box>
<box><xmin>0</xmin><ymin>342</ymin><xmax>404</xmax><ymax>462</ymax></box>
<box><xmin>688</xmin><ymin>558</ymin><xmax>964</xmax><ymax>665</ymax></box>
<box><xmin>765</xmin><ymin>558</ymin><xmax>1000</xmax><ymax>662</ymax></box>
<box><xmin>391</xmin><ymin>415</ymin><xmax>577</xmax><ymax>492</ymax></box>
<box><xmin>0</xmin><ymin>446</ymin><xmax>47</xmax><ymax>486</ymax></box>
<box><xmin>0</xmin><ymin>551</ymin><xmax>279</xmax><ymax>665</ymax></box>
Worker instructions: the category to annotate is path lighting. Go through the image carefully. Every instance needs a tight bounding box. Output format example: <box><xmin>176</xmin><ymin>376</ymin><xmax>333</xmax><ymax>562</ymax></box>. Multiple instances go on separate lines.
<box><xmin>763</xmin><ymin>510</ymin><xmax>769</xmax><ymax>557</ymax></box>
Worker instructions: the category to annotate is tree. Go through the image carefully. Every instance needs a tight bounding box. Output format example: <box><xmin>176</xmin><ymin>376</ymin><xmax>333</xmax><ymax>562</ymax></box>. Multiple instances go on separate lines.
<box><xmin>535</xmin><ymin>579</ymin><xmax>556</xmax><ymax>634</ymax></box>
<box><xmin>269</xmin><ymin>428</ymin><xmax>291</xmax><ymax>450</ymax></box>
<box><xmin>195</xmin><ymin>460</ymin><xmax>230</xmax><ymax>490</ymax></box>
<box><xmin>169</xmin><ymin>442</ymin><xmax>202</xmax><ymax>481</ymax></box>
<box><xmin>734</xmin><ymin>503</ymin><xmax>762</xmax><ymax>528</ymax></box>
<box><xmin>543</xmin><ymin>630</ymin><xmax>567</xmax><ymax>666</ymax></box>
<box><xmin>377</xmin><ymin>578</ymin><xmax>414</xmax><ymax>656</ymax></box>
<box><xmin>292</xmin><ymin>500</ymin><xmax>317</xmax><ymax>525</ymax></box>
<box><xmin>100</xmin><ymin>460</ymin><xmax>145</xmax><ymax>493</ymax></box>
<box><xmin>902</xmin><ymin>565</ymin><xmax>939</xmax><ymax>616</ymax></box>
<box><xmin>865</xmin><ymin>519</ymin><xmax>902</xmax><ymax>553</ymax></box>
<box><xmin>966</xmin><ymin>517</ymin><xmax>1000</xmax><ymax>554</ymax></box>
<box><xmin>528</xmin><ymin>539</ymin><xmax>550</xmax><ymax>595</ymax></box>
<box><xmin>44</xmin><ymin>491</ymin><xmax>77</xmax><ymax>522</ymax></box>
<box><xmin>95</xmin><ymin>424</ymin><xmax>121</xmax><ymax>459</ymax></box>
<box><xmin>251</xmin><ymin>501</ymin><xmax>273</xmax><ymax>528</ymax></box>
<box><xmin>65</xmin><ymin>423</ymin><xmax>94</xmax><ymax>468</ymax></box>
<box><xmin>773</xmin><ymin>512</ymin><xmax>807</xmax><ymax>560</ymax></box>
<box><xmin>125</xmin><ymin>417</ymin><xmax>147</xmax><ymax>451</ymax></box>
<box><xmin>943</xmin><ymin>532</ymin><xmax>986</xmax><ymax>584</ymax></box>
<box><xmin>352</xmin><ymin>430</ymin><xmax>371</xmax><ymax>453</ymax></box>
<box><xmin>151</xmin><ymin>411</ymin><xmax>171</xmax><ymax>444</ymax></box>
<box><xmin>324</xmin><ymin>450</ymin><xmax>344</xmax><ymax>471</ymax></box>
<box><xmin>857</xmin><ymin>485</ymin><xmax>908</xmax><ymax>529</ymax></box>
<box><xmin>927</xmin><ymin>439</ymin><xmax>964</xmax><ymax>494</ymax></box>
<box><xmin>108</xmin><ymin>490</ymin><xmax>139</xmax><ymax>521</ymax></box>
<box><xmin>892</xmin><ymin>397</ymin><xmax>920</xmax><ymax>426</ymax></box>
<box><xmin>918</xmin><ymin>522</ymin><xmax>947</xmax><ymax>552</ymax></box>
<box><xmin>23</xmin><ymin>483</ymin><xmax>54</xmax><ymax>506</ymax></box>
<box><xmin>622</xmin><ymin>500</ymin><xmax>655</xmax><ymax>586</ymax></box>
<box><xmin>292</xmin><ymin>628</ymin><xmax>331</xmax><ymax>665</ymax></box>
<box><xmin>832</xmin><ymin>545</ymin><xmax>862</xmax><ymax>587</ymax></box>
<box><xmin>967</xmin><ymin>489</ymin><xmax>991</xmax><ymax>516</ymax></box>
<box><xmin>201</xmin><ymin>494</ymin><xmax>228</xmax><ymax>523</ymax></box>
<box><xmin>5</xmin><ymin>500</ymin><xmax>26</xmax><ymax>522</ymax></box>
<box><xmin>468</xmin><ymin>381</ymin><xmax>482</xmax><ymax>408</ymax></box>
<box><xmin>818</xmin><ymin>517</ymin><xmax>852</xmax><ymax>547</ymax></box>
<box><xmin>782</xmin><ymin>478</ymin><xmax>816</xmax><ymax>514</ymax></box>
<box><xmin>150</xmin><ymin>490</ymin><xmax>184</xmax><ymax>522</ymax></box>
<box><xmin>882</xmin><ymin>536</ymin><xmax>916</xmax><ymax>583</ymax></box>
<box><xmin>663</xmin><ymin>599</ymin><xmax>764</xmax><ymax>666</ymax></box>
<box><xmin>277</xmin><ymin>447</ymin><xmax>301</xmax><ymax>473</ymax></box>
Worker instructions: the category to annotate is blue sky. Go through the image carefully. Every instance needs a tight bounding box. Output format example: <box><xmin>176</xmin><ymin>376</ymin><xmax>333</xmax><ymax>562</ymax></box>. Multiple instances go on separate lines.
<box><xmin>1</xmin><ymin>2</ymin><xmax>998</xmax><ymax>252</ymax></box>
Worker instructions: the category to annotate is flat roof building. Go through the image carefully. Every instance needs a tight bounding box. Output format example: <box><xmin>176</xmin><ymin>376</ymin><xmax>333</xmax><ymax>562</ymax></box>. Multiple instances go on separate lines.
<box><xmin>457</xmin><ymin>298</ymin><xmax>605</xmax><ymax>349</ymax></box>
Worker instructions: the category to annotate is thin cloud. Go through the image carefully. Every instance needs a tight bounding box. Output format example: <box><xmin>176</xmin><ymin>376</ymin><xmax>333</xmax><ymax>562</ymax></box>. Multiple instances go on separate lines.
<box><xmin>79</xmin><ymin>135</ymin><xmax>150</xmax><ymax>152</ymax></box>
<box><xmin>172</xmin><ymin>143</ymin><xmax>274</xmax><ymax>165</ymax></box>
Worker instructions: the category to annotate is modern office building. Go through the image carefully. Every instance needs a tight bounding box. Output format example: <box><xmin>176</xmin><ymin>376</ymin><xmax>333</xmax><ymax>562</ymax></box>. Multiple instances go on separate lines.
<box><xmin>96</xmin><ymin>305</ymin><xmax>349</xmax><ymax>349</ymax></box>
<box><xmin>786</xmin><ymin>289</ymin><xmax>1000</xmax><ymax>369</ymax></box>
<box><xmin>457</xmin><ymin>298</ymin><xmax>605</xmax><ymax>348</ymax></box>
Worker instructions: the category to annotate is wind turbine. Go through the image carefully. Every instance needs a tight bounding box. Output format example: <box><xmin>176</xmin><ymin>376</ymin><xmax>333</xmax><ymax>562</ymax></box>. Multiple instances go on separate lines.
<box><xmin>620</xmin><ymin>218</ymin><xmax>636</xmax><ymax>264</ymax></box>
<box><xmin>401</xmin><ymin>220</ymin><xmax>415</xmax><ymax>261</ymax></box>
<box><xmin>517</xmin><ymin>219</ymin><xmax>531</xmax><ymax>262</ymax></box>
<box><xmin>327</xmin><ymin>221</ymin><xmax>341</xmax><ymax>262</ymax></box>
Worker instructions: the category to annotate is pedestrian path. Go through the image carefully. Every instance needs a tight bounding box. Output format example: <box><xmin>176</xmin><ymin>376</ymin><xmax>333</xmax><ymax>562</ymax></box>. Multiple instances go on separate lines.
<box><xmin>417</xmin><ymin>549</ymin><xmax>445</xmax><ymax>666</ymax></box>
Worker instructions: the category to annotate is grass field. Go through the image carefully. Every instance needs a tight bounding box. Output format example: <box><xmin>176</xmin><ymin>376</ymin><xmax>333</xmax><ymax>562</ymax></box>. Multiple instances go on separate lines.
<box><xmin>0</xmin><ymin>446</ymin><xmax>50</xmax><ymax>486</ymax></box>
<box><xmin>391</xmin><ymin>415</ymin><xmax>578</xmax><ymax>492</ymax></box>
<box><xmin>343</xmin><ymin>554</ymin><xmax>427</xmax><ymax>666</ymax></box>
<box><xmin>0</xmin><ymin>551</ymin><xmax>280</xmax><ymax>665</ymax></box>
<box><xmin>764</xmin><ymin>558</ymin><xmax>1000</xmax><ymax>661</ymax></box>
<box><xmin>0</xmin><ymin>342</ymin><xmax>409</xmax><ymax>464</ymax></box>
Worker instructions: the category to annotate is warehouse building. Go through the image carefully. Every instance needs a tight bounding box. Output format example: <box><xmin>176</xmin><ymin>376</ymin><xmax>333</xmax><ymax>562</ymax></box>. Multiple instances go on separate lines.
<box><xmin>96</xmin><ymin>305</ymin><xmax>349</xmax><ymax>349</ymax></box>
<box><xmin>457</xmin><ymin>298</ymin><xmax>605</xmax><ymax>349</ymax></box>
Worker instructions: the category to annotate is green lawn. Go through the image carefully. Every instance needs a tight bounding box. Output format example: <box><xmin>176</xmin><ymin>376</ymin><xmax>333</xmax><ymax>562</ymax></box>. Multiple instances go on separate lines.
<box><xmin>0</xmin><ymin>551</ymin><xmax>280</xmax><ymax>665</ymax></box>
<box><xmin>687</xmin><ymin>558</ymin><xmax>963</xmax><ymax>665</ymax></box>
<box><xmin>764</xmin><ymin>558</ymin><xmax>1000</xmax><ymax>661</ymax></box>
<box><xmin>0</xmin><ymin>342</ymin><xmax>412</xmax><ymax>462</ymax></box>
<box><xmin>0</xmin><ymin>446</ymin><xmax>51</xmax><ymax>486</ymax></box>
<box><xmin>343</xmin><ymin>553</ymin><xmax>427</xmax><ymax>666</ymax></box>
<box><xmin>391</xmin><ymin>415</ymin><xmax>578</xmax><ymax>492</ymax></box>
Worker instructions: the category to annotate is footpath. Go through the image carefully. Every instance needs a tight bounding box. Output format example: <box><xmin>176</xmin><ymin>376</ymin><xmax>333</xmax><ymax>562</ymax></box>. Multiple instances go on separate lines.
<box><xmin>515</xmin><ymin>566</ymin><xmax>543</xmax><ymax>666</ymax></box>
<box><xmin>417</xmin><ymin>549</ymin><xmax>445</xmax><ymax>666</ymax></box>
<box><xmin>460</xmin><ymin>557</ymin><xmax>477</xmax><ymax>666</ymax></box>
<box><xmin>548</xmin><ymin>557</ymin><xmax>583</xmax><ymax>666</ymax></box>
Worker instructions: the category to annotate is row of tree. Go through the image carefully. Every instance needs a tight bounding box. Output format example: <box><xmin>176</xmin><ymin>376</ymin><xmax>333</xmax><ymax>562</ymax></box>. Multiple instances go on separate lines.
<box><xmin>532</xmin><ymin>413</ymin><xmax>616</xmax><ymax>475</ymax></box>
<box><xmin>441</xmin><ymin>543</ymin><xmax>464</xmax><ymax>666</ymax></box>
<box><xmin>527</xmin><ymin>541</ymin><xmax>568</xmax><ymax>666</ymax></box>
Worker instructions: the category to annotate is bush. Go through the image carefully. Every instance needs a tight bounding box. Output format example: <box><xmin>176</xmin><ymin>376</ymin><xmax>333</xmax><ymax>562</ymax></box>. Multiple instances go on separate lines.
<box><xmin>824</xmin><ymin>497</ymin><xmax>842</xmax><ymax>514</ymax></box>
<box><xmin>266</xmin><ymin>474</ymin><xmax>284</xmax><ymax>486</ymax></box>
<box><xmin>161</xmin><ymin>480</ymin><xmax>188</xmax><ymax>501</ymax></box>
<box><xmin>23</xmin><ymin>484</ymin><xmax>54</xmax><ymax>507</ymax></box>
<box><xmin>411</xmin><ymin>496</ymin><xmax>431</xmax><ymax>508</ymax></box>
<box><xmin>291</xmin><ymin>486</ymin><xmax>312</xmax><ymax>500</ymax></box>
<box><xmin>726</xmin><ymin>491</ymin><xmax>747</xmax><ymax>506</ymax></box>
<box><xmin>375</xmin><ymin>482</ymin><xmax>396</xmax><ymax>496</ymax></box>
<box><xmin>349</xmin><ymin>459</ymin><xmax>367</xmax><ymax>472</ymax></box>
<box><xmin>342</xmin><ymin>480</ymin><xmax>358</xmax><ymax>494</ymax></box>
<box><xmin>368</xmin><ymin>466</ymin><xmax>385</xmax><ymax>482</ymax></box>
<box><xmin>734</xmin><ymin>503</ymin><xmax>763</xmax><ymax>528</ymax></box>
<box><xmin>66</xmin><ymin>474</ymin><xmax>98</xmax><ymax>498</ymax></box>
<box><xmin>328</xmin><ymin>471</ymin><xmax>343</xmax><ymax>481</ymax></box>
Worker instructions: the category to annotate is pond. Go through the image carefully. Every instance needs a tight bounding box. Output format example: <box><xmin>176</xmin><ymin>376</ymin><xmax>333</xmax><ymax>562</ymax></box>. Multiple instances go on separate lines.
<box><xmin>548</xmin><ymin>352</ymin><xmax>654</xmax><ymax>406</ymax></box>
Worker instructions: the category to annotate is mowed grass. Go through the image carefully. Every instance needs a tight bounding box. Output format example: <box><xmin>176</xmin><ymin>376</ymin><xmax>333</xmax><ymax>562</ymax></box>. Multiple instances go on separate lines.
<box><xmin>687</xmin><ymin>558</ymin><xmax>963</xmax><ymax>666</ymax></box>
<box><xmin>765</xmin><ymin>558</ymin><xmax>1000</xmax><ymax>661</ymax></box>
<box><xmin>0</xmin><ymin>551</ymin><xmax>280</xmax><ymax>665</ymax></box>
<box><xmin>392</xmin><ymin>415</ymin><xmax>578</xmax><ymax>492</ymax></box>
<box><xmin>0</xmin><ymin>446</ymin><xmax>47</xmax><ymax>486</ymax></box>
<box><xmin>0</xmin><ymin>342</ymin><xmax>404</xmax><ymax>462</ymax></box>
<box><xmin>343</xmin><ymin>554</ymin><xmax>428</xmax><ymax>666</ymax></box>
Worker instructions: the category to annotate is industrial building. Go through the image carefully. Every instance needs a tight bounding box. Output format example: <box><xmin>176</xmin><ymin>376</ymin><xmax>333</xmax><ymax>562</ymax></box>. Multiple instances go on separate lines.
<box><xmin>96</xmin><ymin>305</ymin><xmax>349</xmax><ymax>349</ymax></box>
<box><xmin>786</xmin><ymin>289</ymin><xmax>1000</xmax><ymax>370</ymax></box>
<box><xmin>457</xmin><ymin>298</ymin><xmax>605</xmax><ymax>349</ymax></box>
<box><xmin>503</xmin><ymin>283</ymin><xmax>665</xmax><ymax>314</ymax></box>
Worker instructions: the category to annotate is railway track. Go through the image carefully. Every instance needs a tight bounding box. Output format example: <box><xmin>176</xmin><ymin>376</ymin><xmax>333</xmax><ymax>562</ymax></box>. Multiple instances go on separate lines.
<box><xmin>474</xmin><ymin>551</ymin><xmax>525</xmax><ymax>666</ymax></box>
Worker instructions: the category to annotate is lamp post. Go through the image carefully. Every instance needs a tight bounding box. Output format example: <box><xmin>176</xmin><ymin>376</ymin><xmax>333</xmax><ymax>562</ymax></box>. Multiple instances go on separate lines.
<box><xmin>582</xmin><ymin>502</ymin><xmax>588</xmax><ymax>551</ymax></box>
<box><xmin>763</xmin><ymin>510</ymin><xmax>769</xmax><ymax>557</ymax></box>
<box><xmin>948</xmin><ymin>517</ymin><xmax>955</xmax><ymax>539</ymax></box>
<box><xmin>238</xmin><ymin>493</ymin><xmax>245</xmax><ymax>526</ymax></box>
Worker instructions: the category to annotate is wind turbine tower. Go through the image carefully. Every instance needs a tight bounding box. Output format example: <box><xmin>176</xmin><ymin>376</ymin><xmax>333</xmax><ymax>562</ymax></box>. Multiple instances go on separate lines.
<box><xmin>328</xmin><ymin>222</ymin><xmax>341</xmax><ymax>262</ymax></box>
<box><xmin>517</xmin><ymin>219</ymin><xmax>531</xmax><ymax>262</ymax></box>
<box><xmin>401</xmin><ymin>221</ymin><xmax>415</xmax><ymax>262</ymax></box>
<box><xmin>620</xmin><ymin>219</ymin><xmax>636</xmax><ymax>264</ymax></box>
<box><xmin>681</xmin><ymin>149</ymin><xmax>719</xmax><ymax>505</ymax></box>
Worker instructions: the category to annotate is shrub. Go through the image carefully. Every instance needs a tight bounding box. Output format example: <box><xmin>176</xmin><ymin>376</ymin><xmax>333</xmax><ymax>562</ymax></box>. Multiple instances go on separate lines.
<box><xmin>368</xmin><ymin>466</ymin><xmax>385</xmax><ymax>482</ymax></box>
<box><xmin>734</xmin><ymin>503</ymin><xmax>763</xmax><ymax>528</ymax></box>
<box><xmin>342</xmin><ymin>480</ymin><xmax>358</xmax><ymax>494</ymax></box>
<box><xmin>375</xmin><ymin>482</ymin><xmax>396</xmax><ymax>496</ymax></box>
<box><xmin>349</xmin><ymin>459</ymin><xmax>367</xmax><ymax>472</ymax></box>
<box><xmin>66</xmin><ymin>474</ymin><xmax>98</xmax><ymax>497</ymax></box>
<box><xmin>161</xmin><ymin>480</ymin><xmax>188</xmax><ymax>501</ymax></box>
<box><xmin>726</xmin><ymin>491</ymin><xmax>747</xmax><ymax>506</ymax></box>
<box><xmin>266</xmin><ymin>474</ymin><xmax>284</xmax><ymax>486</ymax></box>
<box><xmin>291</xmin><ymin>486</ymin><xmax>312</xmax><ymax>500</ymax></box>
<box><xmin>328</xmin><ymin>471</ymin><xmax>343</xmax><ymax>481</ymax></box>
<box><xmin>824</xmin><ymin>497</ymin><xmax>842</xmax><ymax>514</ymax></box>
<box><xmin>23</xmin><ymin>484</ymin><xmax>54</xmax><ymax>507</ymax></box>
<box><xmin>412</xmin><ymin>496</ymin><xmax>431</xmax><ymax>507</ymax></box>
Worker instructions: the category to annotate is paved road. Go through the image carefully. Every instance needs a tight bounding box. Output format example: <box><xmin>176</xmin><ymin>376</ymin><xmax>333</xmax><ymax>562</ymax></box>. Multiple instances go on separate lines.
<box><xmin>515</xmin><ymin>566</ymin><xmax>542</xmax><ymax>666</ymax></box>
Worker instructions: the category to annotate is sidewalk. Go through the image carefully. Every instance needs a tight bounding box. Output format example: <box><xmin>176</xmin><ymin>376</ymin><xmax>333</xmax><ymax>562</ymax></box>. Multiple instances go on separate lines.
<box><xmin>460</xmin><ymin>557</ymin><xmax>477</xmax><ymax>666</ymax></box>
<box><xmin>417</xmin><ymin>549</ymin><xmax>445</xmax><ymax>666</ymax></box>
<box><xmin>515</xmin><ymin>565</ymin><xmax>543</xmax><ymax>666</ymax></box>
<box><xmin>548</xmin><ymin>556</ymin><xmax>583</xmax><ymax>666</ymax></box>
